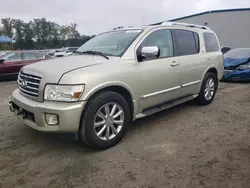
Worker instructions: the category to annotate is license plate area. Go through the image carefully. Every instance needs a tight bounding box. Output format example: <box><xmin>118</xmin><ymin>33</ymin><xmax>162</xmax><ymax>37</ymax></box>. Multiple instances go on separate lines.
<box><xmin>9</xmin><ymin>102</ymin><xmax>35</xmax><ymax>123</ymax></box>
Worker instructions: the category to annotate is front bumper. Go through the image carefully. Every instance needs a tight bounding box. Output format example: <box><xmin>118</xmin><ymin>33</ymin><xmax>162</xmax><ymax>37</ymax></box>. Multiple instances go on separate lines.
<box><xmin>10</xmin><ymin>89</ymin><xmax>86</xmax><ymax>132</ymax></box>
<box><xmin>222</xmin><ymin>69</ymin><xmax>250</xmax><ymax>81</ymax></box>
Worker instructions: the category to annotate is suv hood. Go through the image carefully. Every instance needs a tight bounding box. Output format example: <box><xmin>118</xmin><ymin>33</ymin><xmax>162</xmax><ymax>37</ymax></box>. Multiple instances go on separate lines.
<box><xmin>22</xmin><ymin>54</ymin><xmax>118</xmax><ymax>83</ymax></box>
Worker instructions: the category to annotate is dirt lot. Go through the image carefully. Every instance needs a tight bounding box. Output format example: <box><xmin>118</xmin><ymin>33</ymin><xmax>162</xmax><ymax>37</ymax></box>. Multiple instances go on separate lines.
<box><xmin>0</xmin><ymin>81</ymin><xmax>250</xmax><ymax>188</ymax></box>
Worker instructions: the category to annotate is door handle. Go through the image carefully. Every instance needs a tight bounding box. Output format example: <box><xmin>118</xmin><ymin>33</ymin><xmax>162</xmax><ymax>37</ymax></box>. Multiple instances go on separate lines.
<box><xmin>171</xmin><ymin>61</ymin><xmax>179</xmax><ymax>67</ymax></box>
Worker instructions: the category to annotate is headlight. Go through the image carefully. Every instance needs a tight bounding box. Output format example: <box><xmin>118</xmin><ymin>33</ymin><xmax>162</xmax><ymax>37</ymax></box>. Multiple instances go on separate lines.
<box><xmin>237</xmin><ymin>64</ymin><xmax>250</xmax><ymax>70</ymax></box>
<box><xmin>44</xmin><ymin>84</ymin><xmax>85</xmax><ymax>102</ymax></box>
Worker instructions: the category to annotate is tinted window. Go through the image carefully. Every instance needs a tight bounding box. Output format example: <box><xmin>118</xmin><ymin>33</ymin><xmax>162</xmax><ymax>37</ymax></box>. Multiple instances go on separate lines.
<box><xmin>173</xmin><ymin>29</ymin><xmax>199</xmax><ymax>56</ymax></box>
<box><xmin>203</xmin><ymin>33</ymin><xmax>219</xmax><ymax>52</ymax></box>
<box><xmin>23</xmin><ymin>53</ymin><xmax>37</xmax><ymax>60</ymax></box>
<box><xmin>141</xmin><ymin>29</ymin><xmax>173</xmax><ymax>58</ymax></box>
<box><xmin>4</xmin><ymin>53</ymin><xmax>22</xmax><ymax>62</ymax></box>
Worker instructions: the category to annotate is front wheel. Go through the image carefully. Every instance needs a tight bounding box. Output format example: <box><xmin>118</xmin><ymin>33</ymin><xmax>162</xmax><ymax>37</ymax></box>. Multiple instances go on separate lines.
<box><xmin>79</xmin><ymin>91</ymin><xmax>131</xmax><ymax>150</ymax></box>
<box><xmin>196</xmin><ymin>72</ymin><xmax>218</xmax><ymax>105</ymax></box>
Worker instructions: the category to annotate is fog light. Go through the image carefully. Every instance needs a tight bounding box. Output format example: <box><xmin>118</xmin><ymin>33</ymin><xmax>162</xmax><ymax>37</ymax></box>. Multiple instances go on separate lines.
<box><xmin>45</xmin><ymin>113</ymin><xmax>59</xmax><ymax>125</ymax></box>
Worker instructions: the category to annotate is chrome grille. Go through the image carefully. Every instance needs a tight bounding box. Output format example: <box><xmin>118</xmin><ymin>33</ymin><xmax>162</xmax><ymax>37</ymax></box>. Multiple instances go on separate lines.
<box><xmin>18</xmin><ymin>72</ymin><xmax>42</xmax><ymax>97</ymax></box>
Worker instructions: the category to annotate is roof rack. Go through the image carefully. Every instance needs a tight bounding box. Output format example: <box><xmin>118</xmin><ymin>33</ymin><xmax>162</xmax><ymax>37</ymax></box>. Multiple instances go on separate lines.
<box><xmin>161</xmin><ymin>21</ymin><xmax>210</xmax><ymax>30</ymax></box>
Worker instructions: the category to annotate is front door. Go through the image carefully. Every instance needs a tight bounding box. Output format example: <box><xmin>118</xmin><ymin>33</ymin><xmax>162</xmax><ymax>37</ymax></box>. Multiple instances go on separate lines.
<box><xmin>137</xmin><ymin>29</ymin><xmax>183</xmax><ymax>111</ymax></box>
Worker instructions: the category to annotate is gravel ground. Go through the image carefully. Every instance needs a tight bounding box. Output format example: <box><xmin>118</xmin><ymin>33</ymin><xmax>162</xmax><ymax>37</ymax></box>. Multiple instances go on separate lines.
<box><xmin>0</xmin><ymin>81</ymin><xmax>250</xmax><ymax>188</ymax></box>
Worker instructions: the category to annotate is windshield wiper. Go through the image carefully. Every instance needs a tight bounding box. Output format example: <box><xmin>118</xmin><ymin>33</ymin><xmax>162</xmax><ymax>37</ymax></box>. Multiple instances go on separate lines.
<box><xmin>76</xmin><ymin>51</ymin><xmax>109</xmax><ymax>59</ymax></box>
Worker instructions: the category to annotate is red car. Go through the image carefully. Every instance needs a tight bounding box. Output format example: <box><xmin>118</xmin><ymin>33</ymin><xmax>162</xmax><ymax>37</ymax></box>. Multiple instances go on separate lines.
<box><xmin>0</xmin><ymin>51</ymin><xmax>52</xmax><ymax>80</ymax></box>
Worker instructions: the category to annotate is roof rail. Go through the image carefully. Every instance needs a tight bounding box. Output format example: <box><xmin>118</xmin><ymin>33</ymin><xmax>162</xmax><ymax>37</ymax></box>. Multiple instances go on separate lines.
<box><xmin>161</xmin><ymin>21</ymin><xmax>210</xmax><ymax>30</ymax></box>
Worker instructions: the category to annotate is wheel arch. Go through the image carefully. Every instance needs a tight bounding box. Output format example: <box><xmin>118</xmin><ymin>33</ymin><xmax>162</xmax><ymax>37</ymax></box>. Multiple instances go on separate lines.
<box><xmin>199</xmin><ymin>66</ymin><xmax>218</xmax><ymax>91</ymax></box>
<box><xmin>202</xmin><ymin>66</ymin><xmax>218</xmax><ymax>81</ymax></box>
<box><xmin>81</xmin><ymin>82</ymin><xmax>137</xmax><ymax>120</ymax></box>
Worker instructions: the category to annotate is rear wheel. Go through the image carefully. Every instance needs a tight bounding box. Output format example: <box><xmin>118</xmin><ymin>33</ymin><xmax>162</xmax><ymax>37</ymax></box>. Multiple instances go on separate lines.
<box><xmin>196</xmin><ymin>72</ymin><xmax>218</xmax><ymax>105</ymax></box>
<box><xmin>79</xmin><ymin>91</ymin><xmax>131</xmax><ymax>150</ymax></box>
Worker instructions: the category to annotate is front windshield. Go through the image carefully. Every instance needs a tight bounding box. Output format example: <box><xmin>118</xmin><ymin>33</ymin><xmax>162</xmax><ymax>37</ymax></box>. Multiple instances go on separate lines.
<box><xmin>77</xmin><ymin>30</ymin><xmax>142</xmax><ymax>57</ymax></box>
<box><xmin>224</xmin><ymin>49</ymin><xmax>250</xmax><ymax>58</ymax></box>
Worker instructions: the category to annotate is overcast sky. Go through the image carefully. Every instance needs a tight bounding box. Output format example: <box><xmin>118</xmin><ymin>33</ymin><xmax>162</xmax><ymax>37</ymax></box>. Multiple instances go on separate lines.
<box><xmin>1</xmin><ymin>0</ymin><xmax>250</xmax><ymax>35</ymax></box>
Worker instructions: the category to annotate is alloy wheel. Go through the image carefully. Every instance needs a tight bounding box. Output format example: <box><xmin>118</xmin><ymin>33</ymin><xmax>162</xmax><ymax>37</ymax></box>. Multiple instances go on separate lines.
<box><xmin>204</xmin><ymin>78</ymin><xmax>215</xmax><ymax>100</ymax></box>
<box><xmin>94</xmin><ymin>102</ymin><xmax>124</xmax><ymax>140</ymax></box>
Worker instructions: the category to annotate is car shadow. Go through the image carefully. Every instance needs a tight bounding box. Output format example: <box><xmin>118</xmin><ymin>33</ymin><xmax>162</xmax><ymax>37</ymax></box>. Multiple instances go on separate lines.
<box><xmin>23</xmin><ymin>99</ymin><xmax>198</xmax><ymax>152</ymax></box>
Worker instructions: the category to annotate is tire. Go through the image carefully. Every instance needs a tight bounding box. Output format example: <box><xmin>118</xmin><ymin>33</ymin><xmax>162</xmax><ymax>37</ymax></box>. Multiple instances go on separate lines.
<box><xmin>79</xmin><ymin>91</ymin><xmax>131</xmax><ymax>150</ymax></box>
<box><xmin>196</xmin><ymin>72</ymin><xmax>218</xmax><ymax>105</ymax></box>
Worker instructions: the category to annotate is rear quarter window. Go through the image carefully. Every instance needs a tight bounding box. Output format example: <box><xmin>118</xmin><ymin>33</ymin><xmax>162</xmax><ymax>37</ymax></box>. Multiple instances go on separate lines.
<box><xmin>203</xmin><ymin>33</ymin><xmax>219</xmax><ymax>52</ymax></box>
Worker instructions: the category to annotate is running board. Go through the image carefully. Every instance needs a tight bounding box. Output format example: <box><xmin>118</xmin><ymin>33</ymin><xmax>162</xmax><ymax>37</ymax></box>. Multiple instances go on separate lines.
<box><xmin>135</xmin><ymin>94</ymin><xmax>198</xmax><ymax>119</ymax></box>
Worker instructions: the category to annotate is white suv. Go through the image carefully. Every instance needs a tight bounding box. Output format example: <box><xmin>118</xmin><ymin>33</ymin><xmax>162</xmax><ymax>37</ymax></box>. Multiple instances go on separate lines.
<box><xmin>10</xmin><ymin>22</ymin><xmax>224</xmax><ymax>150</ymax></box>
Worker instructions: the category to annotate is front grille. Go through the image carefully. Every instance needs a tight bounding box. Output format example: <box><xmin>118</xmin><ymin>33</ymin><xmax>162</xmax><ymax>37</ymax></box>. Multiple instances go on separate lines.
<box><xmin>18</xmin><ymin>72</ymin><xmax>42</xmax><ymax>97</ymax></box>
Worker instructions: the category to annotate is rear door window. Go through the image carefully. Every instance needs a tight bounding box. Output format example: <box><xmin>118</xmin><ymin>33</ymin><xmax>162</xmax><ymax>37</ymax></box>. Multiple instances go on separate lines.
<box><xmin>23</xmin><ymin>53</ymin><xmax>37</xmax><ymax>60</ymax></box>
<box><xmin>36</xmin><ymin>53</ymin><xmax>45</xmax><ymax>59</ymax></box>
<box><xmin>203</xmin><ymin>33</ymin><xmax>219</xmax><ymax>52</ymax></box>
<box><xmin>173</xmin><ymin>29</ymin><xmax>200</xmax><ymax>56</ymax></box>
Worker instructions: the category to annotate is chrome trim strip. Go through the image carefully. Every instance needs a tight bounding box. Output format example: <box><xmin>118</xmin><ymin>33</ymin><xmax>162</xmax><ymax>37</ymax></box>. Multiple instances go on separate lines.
<box><xmin>18</xmin><ymin>78</ymin><xmax>39</xmax><ymax>86</ymax></box>
<box><xmin>20</xmin><ymin>73</ymin><xmax>41</xmax><ymax>81</ymax></box>
<box><xmin>182</xmin><ymin>80</ymin><xmax>201</xmax><ymax>87</ymax></box>
<box><xmin>142</xmin><ymin>86</ymin><xmax>181</xmax><ymax>99</ymax></box>
<box><xmin>18</xmin><ymin>80</ymin><xmax>38</xmax><ymax>91</ymax></box>
<box><xmin>18</xmin><ymin>87</ymin><xmax>39</xmax><ymax>96</ymax></box>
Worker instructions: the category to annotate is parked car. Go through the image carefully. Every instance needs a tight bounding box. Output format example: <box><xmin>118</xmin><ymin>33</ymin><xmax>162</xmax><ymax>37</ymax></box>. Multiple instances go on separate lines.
<box><xmin>9</xmin><ymin>22</ymin><xmax>223</xmax><ymax>150</ymax></box>
<box><xmin>0</xmin><ymin>51</ymin><xmax>52</xmax><ymax>80</ymax></box>
<box><xmin>50</xmin><ymin>47</ymin><xmax>79</xmax><ymax>57</ymax></box>
<box><xmin>223</xmin><ymin>48</ymin><xmax>250</xmax><ymax>81</ymax></box>
<box><xmin>221</xmin><ymin>46</ymin><xmax>231</xmax><ymax>54</ymax></box>
<box><xmin>48</xmin><ymin>49</ymin><xmax>62</xmax><ymax>56</ymax></box>
<box><xmin>0</xmin><ymin>51</ymin><xmax>11</xmax><ymax>58</ymax></box>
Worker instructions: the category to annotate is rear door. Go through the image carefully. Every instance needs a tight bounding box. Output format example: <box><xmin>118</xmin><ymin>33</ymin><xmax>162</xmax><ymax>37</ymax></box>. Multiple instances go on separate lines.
<box><xmin>0</xmin><ymin>52</ymin><xmax>23</xmax><ymax>76</ymax></box>
<box><xmin>172</xmin><ymin>29</ymin><xmax>205</xmax><ymax>96</ymax></box>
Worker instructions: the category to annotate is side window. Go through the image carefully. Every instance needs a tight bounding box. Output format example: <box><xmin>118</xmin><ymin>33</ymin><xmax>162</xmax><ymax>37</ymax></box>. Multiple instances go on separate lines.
<box><xmin>23</xmin><ymin>53</ymin><xmax>37</xmax><ymax>60</ymax></box>
<box><xmin>203</xmin><ymin>33</ymin><xmax>219</xmax><ymax>52</ymax></box>
<box><xmin>67</xmin><ymin>48</ymin><xmax>77</xmax><ymax>52</ymax></box>
<box><xmin>36</xmin><ymin>53</ymin><xmax>45</xmax><ymax>59</ymax></box>
<box><xmin>140</xmin><ymin>29</ymin><xmax>174</xmax><ymax>58</ymax></box>
<box><xmin>4</xmin><ymin>53</ymin><xmax>22</xmax><ymax>62</ymax></box>
<box><xmin>173</xmin><ymin>29</ymin><xmax>200</xmax><ymax>56</ymax></box>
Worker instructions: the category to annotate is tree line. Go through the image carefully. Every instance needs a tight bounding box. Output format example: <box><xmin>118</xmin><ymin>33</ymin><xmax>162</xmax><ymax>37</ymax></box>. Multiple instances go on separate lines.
<box><xmin>0</xmin><ymin>18</ymin><xmax>95</xmax><ymax>50</ymax></box>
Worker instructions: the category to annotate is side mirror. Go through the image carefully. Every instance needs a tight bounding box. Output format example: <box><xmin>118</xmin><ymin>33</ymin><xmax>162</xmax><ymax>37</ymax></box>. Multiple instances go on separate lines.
<box><xmin>140</xmin><ymin>46</ymin><xmax>159</xmax><ymax>60</ymax></box>
<box><xmin>0</xmin><ymin>59</ymin><xmax>4</xmax><ymax>64</ymax></box>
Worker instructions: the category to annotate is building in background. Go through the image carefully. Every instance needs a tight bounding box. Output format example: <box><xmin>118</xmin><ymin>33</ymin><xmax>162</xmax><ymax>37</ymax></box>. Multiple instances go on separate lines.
<box><xmin>158</xmin><ymin>8</ymin><xmax>250</xmax><ymax>49</ymax></box>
